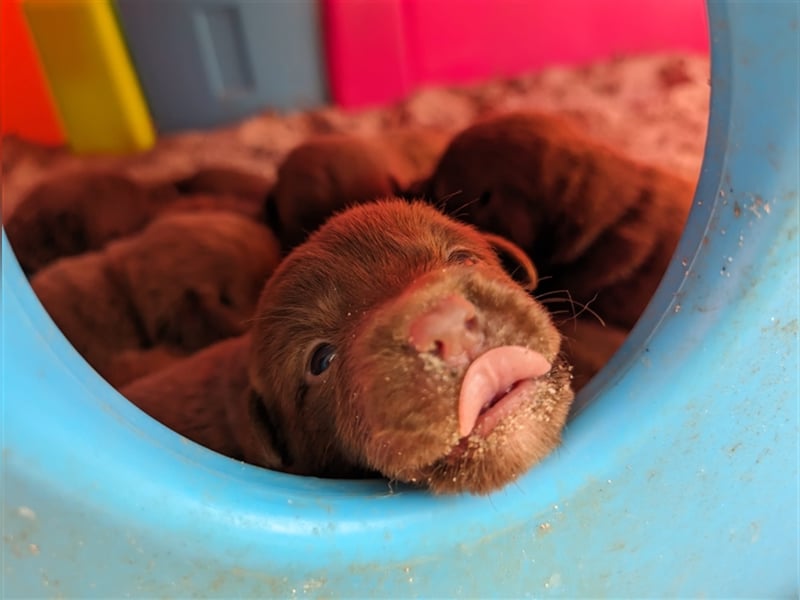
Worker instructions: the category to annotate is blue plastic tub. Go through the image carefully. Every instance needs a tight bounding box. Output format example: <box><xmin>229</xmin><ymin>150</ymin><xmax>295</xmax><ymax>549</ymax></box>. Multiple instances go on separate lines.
<box><xmin>2</xmin><ymin>0</ymin><xmax>798</xmax><ymax>596</ymax></box>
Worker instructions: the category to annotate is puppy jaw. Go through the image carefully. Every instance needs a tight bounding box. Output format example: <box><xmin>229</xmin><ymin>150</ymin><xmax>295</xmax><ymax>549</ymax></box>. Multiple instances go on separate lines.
<box><xmin>425</xmin><ymin>358</ymin><xmax>572</xmax><ymax>494</ymax></box>
<box><xmin>248</xmin><ymin>200</ymin><xmax>574</xmax><ymax>494</ymax></box>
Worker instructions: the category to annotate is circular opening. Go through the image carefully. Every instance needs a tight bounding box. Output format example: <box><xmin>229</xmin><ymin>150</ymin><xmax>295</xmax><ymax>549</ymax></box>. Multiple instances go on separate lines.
<box><xmin>3</xmin><ymin>2</ymin><xmax>712</xmax><ymax>501</ymax></box>
<box><xmin>6</xmin><ymin>2</ymin><xmax>800</xmax><ymax>596</ymax></box>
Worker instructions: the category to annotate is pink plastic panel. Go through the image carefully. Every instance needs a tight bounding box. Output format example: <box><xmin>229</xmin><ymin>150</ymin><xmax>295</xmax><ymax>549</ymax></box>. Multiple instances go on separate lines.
<box><xmin>322</xmin><ymin>0</ymin><xmax>410</xmax><ymax>107</ymax></box>
<box><xmin>323</xmin><ymin>0</ymin><xmax>709</xmax><ymax>108</ymax></box>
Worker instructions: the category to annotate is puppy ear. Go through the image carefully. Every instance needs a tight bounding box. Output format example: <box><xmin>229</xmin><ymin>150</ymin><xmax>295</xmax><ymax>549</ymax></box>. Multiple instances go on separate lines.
<box><xmin>245</xmin><ymin>388</ymin><xmax>292</xmax><ymax>470</ymax></box>
<box><xmin>484</xmin><ymin>232</ymin><xmax>539</xmax><ymax>291</ymax></box>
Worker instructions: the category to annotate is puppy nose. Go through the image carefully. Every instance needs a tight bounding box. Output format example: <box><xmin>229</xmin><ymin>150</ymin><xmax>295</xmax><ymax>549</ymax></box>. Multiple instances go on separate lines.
<box><xmin>408</xmin><ymin>294</ymin><xmax>484</xmax><ymax>367</ymax></box>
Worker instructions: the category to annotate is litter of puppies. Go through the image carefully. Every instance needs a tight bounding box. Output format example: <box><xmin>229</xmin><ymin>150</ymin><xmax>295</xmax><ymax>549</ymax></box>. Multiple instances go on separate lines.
<box><xmin>3</xmin><ymin>53</ymin><xmax>709</xmax><ymax>494</ymax></box>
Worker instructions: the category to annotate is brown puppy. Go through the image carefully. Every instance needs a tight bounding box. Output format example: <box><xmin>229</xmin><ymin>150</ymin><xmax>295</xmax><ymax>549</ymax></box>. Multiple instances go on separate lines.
<box><xmin>103</xmin><ymin>347</ymin><xmax>187</xmax><ymax>388</ymax></box>
<box><xmin>160</xmin><ymin>165</ymin><xmax>275</xmax><ymax>222</ymax></box>
<box><xmin>121</xmin><ymin>335</ymin><xmax>254</xmax><ymax>459</ymax></box>
<box><xmin>5</xmin><ymin>170</ymin><xmax>167</xmax><ymax>275</ymax></box>
<box><xmin>124</xmin><ymin>200</ymin><xmax>574</xmax><ymax>495</ymax></box>
<box><xmin>173</xmin><ymin>165</ymin><xmax>272</xmax><ymax>200</ymax></box>
<box><xmin>6</xmin><ymin>167</ymin><xmax>272</xmax><ymax>276</ymax></box>
<box><xmin>425</xmin><ymin>112</ymin><xmax>695</xmax><ymax>330</ymax></box>
<box><xmin>265</xmin><ymin>129</ymin><xmax>450</xmax><ymax>249</ymax></box>
<box><xmin>32</xmin><ymin>211</ymin><xmax>281</xmax><ymax>387</ymax></box>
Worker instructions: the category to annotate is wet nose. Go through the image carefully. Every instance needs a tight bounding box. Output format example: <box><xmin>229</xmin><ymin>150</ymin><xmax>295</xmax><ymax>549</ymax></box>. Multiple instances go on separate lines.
<box><xmin>408</xmin><ymin>294</ymin><xmax>484</xmax><ymax>367</ymax></box>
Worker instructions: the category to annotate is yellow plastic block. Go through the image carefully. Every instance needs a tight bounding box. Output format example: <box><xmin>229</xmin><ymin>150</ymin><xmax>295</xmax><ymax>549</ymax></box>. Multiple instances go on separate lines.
<box><xmin>22</xmin><ymin>0</ymin><xmax>155</xmax><ymax>154</ymax></box>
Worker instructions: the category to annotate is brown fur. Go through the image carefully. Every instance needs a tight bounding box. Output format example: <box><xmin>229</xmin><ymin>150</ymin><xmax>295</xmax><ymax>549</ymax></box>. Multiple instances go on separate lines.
<box><xmin>103</xmin><ymin>347</ymin><xmax>186</xmax><ymax>388</ymax></box>
<box><xmin>158</xmin><ymin>193</ymin><xmax>265</xmax><ymax>223</ymax></box>
<box><xmin>425</xmin><ymin>111</ymin><xmax>695</xmax><ymax>330</ymax></box>
<box><xmin>6</xmin><ymin>167</ymin><xmax>272</xmax><ymax>276</ymax></box>
<box><xmin>123</xmin><ymin>200</ymin><xmax>575</xmax><ymax>495</ymax></box>
<box><xmin>31</xmin><ymin>211</ymin><xmax>281</xmax><ymax>387</ymax></box>
<box><xmin>5</xmin><ymin>171</ymin><xmax>167</xmax><ymax>275</ymax></box>
<box><xmin>173</xmin><ymin>165</ymin><xmax>272</xmax><ymax>199</ymax></box>
<box><xmin>265</xmin><ymin>129</ymin><xmax>451</xmax><ymax>249</ymax></box>
<box><xmin>122</xmin><ymin>336</ymin><xmax>254</xmax><ymax>459</ymax></box>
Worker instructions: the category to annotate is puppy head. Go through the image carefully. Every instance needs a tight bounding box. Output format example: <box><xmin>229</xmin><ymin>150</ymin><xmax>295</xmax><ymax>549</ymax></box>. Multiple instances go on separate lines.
<box><xmin>107</xmin><ymin>211</ymin><xmax>281</xmax><ymax>352</ymax></box>
<box><xmin>248</xmin><ymin>199</ymin><xmax>574</xmax><ymax>495</ymax></box>
<box><xmin>265</xmin><ymin>135</ymin><xmax>397</xmax><ymax>249</ymax></box>
<box><xmin>426</xmin><ymin>112</ymin><xmax>600</xmax><ymax>258</ymax></box>
<box><xmin>426</xmin><ymin>110</ymin><xmax>683</xmax><ymax>274</ymax></box>
<box><xmin>6</xmin><ymin>170</ymin><xmax>156</xmax><ymax>275</ymax></box>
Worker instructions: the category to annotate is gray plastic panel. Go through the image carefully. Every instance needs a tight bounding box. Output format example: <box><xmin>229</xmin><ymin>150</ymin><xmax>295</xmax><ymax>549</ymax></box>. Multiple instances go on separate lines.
<box><xmin>114</xmin><ymin>0</ymin><xmax>329</xmax><ymax>132</ymax></box>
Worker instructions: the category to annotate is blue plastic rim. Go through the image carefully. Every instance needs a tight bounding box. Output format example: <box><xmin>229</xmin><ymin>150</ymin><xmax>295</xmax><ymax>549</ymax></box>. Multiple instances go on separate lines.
<box><xmin>2</xmin><ymin>1</ymin><xmax>798</xmax><ymax>597</ymax></box>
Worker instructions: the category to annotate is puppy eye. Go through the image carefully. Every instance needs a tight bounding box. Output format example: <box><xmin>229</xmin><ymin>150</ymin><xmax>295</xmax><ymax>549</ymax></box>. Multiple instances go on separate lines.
<box><xmin>478</xmin><ymin>190</ymin><xmax>492</xmax><ymax>206</ymax></box>
<box><xmin>308</xmin><ymin>343</ymin><xmax>337</xmax><ymax>376</ymax></box>
<box><xmin>448</xmin><ymin>249</ymin><xmax>479</xmax><ymax>266</ymax></box>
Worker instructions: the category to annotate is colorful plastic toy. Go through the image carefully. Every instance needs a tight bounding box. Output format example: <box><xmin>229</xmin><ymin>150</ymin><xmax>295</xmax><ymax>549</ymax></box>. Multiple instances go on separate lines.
<box><xmin>0</xmin><ymin>0</ymin><xmax>63</xmax><ymax>145</ymax></box>
<box><xmin>10</xmin><ymin>0</ymin><xmax>707</xmax><ymax>144</ymax></box>
<box><xmin>22</xmin><ymin>0</ymin><xmax>155</xmax><ymax>153</ymax></box>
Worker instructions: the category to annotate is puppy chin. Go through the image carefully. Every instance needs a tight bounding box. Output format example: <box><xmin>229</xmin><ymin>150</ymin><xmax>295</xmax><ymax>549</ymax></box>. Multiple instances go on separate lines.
<box><xmin>417</xmin><ymin>358</ymin><xmax>573</xmax><ymax>495</ymax></box>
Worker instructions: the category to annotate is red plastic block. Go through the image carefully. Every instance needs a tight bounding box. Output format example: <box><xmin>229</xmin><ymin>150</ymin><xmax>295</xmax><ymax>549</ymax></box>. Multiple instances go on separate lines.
<box><xmin>1</xmin><ymin>0</ymin><xmax>64</xmax><ymax>144</ymax></box>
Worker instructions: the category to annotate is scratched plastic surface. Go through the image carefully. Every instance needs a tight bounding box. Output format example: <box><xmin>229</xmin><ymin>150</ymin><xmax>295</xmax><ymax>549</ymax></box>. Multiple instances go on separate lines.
<box><xmin>2</xmin><ymin>1</ymin><xmax>798</xmax><ymax>596</ymax></box>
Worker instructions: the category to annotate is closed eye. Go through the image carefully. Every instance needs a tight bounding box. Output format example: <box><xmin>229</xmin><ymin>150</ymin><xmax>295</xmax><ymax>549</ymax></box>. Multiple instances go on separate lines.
<box><xmin>447</xmin><ymin>248</ymin><xmax>480</xmax><ymax>266</ymax></box>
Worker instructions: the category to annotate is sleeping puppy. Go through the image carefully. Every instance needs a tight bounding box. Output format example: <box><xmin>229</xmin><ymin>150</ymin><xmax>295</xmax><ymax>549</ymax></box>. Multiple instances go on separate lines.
<box><xmin>265</xmin><ymin>129</ymin><xmax>451</xmax><ymax>249</ymax></box>
<box><xmin>31</xmin><ymin>211</ymin><xmax>281</xmax><ymax>387</ymax></box>
<box><xmin>5</xmin><ymin>170</ymin><xmax>167</xmax><ymax>275</ymax></box>
<box><xmin>425</xmin><ymin>111</ymin><xmax>695</xmax><ymax>330</ymax></box>
<box><xmin>166</xmin><ymin>165</ymin><xmax>274</xmax><ymax>221</ymax></box>
<box><xmin>6</xmin><ymin>166</ymin><xmax>272</xmax><ymax>276</ymax></box>
<box><xmin>123</xmin><ymin>199</ymin><xmax>574</xmax><ymax>495</ymax></box>
<box><xmin>121</xmin><ymin>335</ymin><xmax>254</xmax><ymax>460</ymax></box>
<box><xmin>172</xmin><ymin>165</ymin><xmax>272</xmax><ymax>200</ymax></box>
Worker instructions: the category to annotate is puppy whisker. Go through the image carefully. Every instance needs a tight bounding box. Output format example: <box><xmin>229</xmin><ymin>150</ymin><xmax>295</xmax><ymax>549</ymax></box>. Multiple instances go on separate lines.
<box><xmin>536</xmin><ymin>288</ymin><xmax>605</xmax><ymax>327</ymax></box>
<box><xmin>431</xmin><ymin>189</ymin><xmax>465</xmax><ymax>214</ymax></box>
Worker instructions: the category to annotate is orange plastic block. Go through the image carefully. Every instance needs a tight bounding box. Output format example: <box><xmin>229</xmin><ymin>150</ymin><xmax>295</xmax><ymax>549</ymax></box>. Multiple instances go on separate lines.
<box><xmin>22</xmin><ymin>0</ymin><xmax>155</xmax><ymax>154</ymax></box>
<box><xmin>0</xmin><ymin>0</ymin><xmax>64</xmax><ymax>145</ymax></box>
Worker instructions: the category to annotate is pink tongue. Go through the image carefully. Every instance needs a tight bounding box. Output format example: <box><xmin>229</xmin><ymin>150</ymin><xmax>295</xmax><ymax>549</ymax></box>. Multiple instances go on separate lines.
<box><xmin>458</xmin><ymin>346</ymin><xmax>552</xmax><ymax>437</ymax></box>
